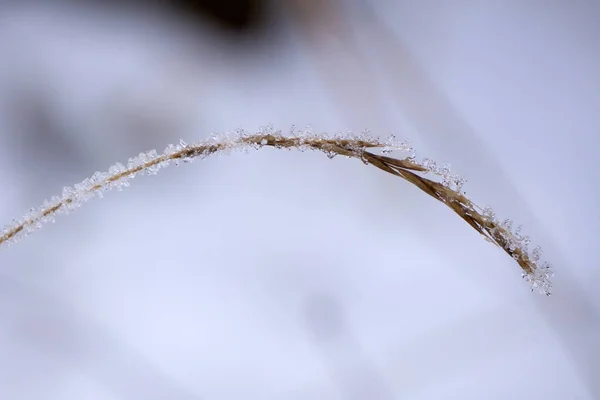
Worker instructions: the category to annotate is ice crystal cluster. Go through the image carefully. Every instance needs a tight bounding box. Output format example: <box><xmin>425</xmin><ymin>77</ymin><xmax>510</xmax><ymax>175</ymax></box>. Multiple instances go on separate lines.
<box><xmin>0</xmin><ymin>126</ymin><xmax>553</xmax><ymax>295</ymax></box>
<box><xmin>480</xmin><ymin>207</ymin><xmax>554</xmax><ymax>295</ymax></box>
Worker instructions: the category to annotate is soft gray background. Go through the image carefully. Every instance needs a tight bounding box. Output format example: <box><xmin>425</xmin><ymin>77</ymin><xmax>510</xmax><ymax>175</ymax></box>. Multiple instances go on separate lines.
<box><xmin>0</xmin><ymin>1</ymin><xmax>599</xmax><ymax>399</ymax></box>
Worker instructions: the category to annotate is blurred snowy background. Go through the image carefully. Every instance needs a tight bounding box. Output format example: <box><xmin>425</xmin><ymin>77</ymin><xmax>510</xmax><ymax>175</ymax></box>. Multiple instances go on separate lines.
<box><xmin>0</xmin><ymin>1</ymin><xmax>599</xmax><ymax>399</ymax></box>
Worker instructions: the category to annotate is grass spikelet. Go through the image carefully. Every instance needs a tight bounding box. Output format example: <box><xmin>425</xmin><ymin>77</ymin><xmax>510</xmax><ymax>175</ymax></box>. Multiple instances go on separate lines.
<box><xmin>0</xmin><ymin>126</ymin><xmax>554</xmax><ymax>295</ymax></box>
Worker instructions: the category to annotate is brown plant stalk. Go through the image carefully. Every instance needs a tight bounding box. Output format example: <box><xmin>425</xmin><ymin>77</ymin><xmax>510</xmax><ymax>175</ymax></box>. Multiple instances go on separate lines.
<box><xmin>0</xmin><ymin>127</ymin><xmax>554</xmax><ymax>294</ymax></box>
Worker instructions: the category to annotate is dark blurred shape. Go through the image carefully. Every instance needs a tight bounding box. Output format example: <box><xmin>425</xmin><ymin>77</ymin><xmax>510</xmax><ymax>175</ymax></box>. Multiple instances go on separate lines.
<box><xmin>164</xmin><ymin>0</ymin><xmax>267</xmax><ymax>33</ymax></box>
<box><xmin>54</xmin><ymin>0</ymin><xmax>271</xmax><ymax>37</ymax></box>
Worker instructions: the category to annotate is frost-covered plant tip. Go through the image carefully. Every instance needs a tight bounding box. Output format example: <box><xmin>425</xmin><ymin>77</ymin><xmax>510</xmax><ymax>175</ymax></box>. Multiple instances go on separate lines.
<box><xmin>0</xmin><ymin>126</ymin><xmax>554</xmax><ymax>295</ymax></box>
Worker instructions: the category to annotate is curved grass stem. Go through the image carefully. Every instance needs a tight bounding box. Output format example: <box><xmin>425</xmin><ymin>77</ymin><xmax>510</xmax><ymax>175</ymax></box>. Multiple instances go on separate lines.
<box><xmin>0</xmin><ymin>127</ymin><xmax>554</xmax><ymax>294</ymax></box>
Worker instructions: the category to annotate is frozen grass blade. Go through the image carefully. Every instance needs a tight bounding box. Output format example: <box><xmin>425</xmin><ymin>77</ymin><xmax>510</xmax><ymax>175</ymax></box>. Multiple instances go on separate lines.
<box><xmin>0</xmin><ymin>126</ymin><xmax>554</xmax><ymax>295</ymax></box>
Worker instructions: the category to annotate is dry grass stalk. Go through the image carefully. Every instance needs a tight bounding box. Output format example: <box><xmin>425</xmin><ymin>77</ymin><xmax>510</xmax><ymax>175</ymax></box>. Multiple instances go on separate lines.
<box><xmin>0</xmin><ymin>127</ymin><xmax>554</xmax><ymax>294</ymax></box>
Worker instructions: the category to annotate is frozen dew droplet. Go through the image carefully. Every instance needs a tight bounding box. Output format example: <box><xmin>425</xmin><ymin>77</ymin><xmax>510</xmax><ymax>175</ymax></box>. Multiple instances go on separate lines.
<box><xmin>258</xmin><ymin>124</ymin><xmax>276</xmax><ymax>137</ymax></box>
<box><xmin>148</xmin><ymin>149</ymin><xmax>159</xmax><ymax>159</ymax></box>
<box><xmin>540</xmin><ymin>261</ymin><xmax>555</xmax><ymax>279</ymax></box>
<box><xmin>163</xmin><ymin>143</ymin><xmax>181</xmax><ymax>166</ymax></box>
<box><xmin>482</xmin><ymin>207</ymin><xmax>496</xmax><ymax>222</ymax></box>
<box><xmin>333</xmin><ymin>130</ymin><xmax>345</xmax><ymax>141</ymax></box>
<box><xmin>210</xmin><ymin>131</ymin><xmax>220</xmax><ymax>142</ymax></box>
<box><xmin>177</xmin><ymin>140</ymin><xmax>190</xmax><ymax>161</ymax></box>
<box><xmin>501</xmin><ymin>219</ymin><xmax>513</xmax><ymax>232</ymax></box>
<box><xmin>248</xmin><ymin>140</ymin><xmax>261</xmax><ymax>150</ymax></box>
<box><xmin>438</xmin><ymin>164</ymin><xmax>451</xmax><ymax>175</ymax></box>
<box><xmin>61</xmin><ymin>186</ymin><xmax>75</xmax><ymax>201</ymax></box>
<box><xmin>523</xmin><ymin>259</ymin><xmax>554</xmax><ymax>296</ymax></box>
<box><xmin>301</xmin><ymin>125</ymin><xmax>314</xmax><ymax>139</ymax></box>
<box><xmin>379</xmin><ymin>134</ymin><xmax>414</xmax><ymax>155</ymax></box>
<box><xmin>513</xmin><ymin>225</ymin><xmax>531</xmax><ymax>251</ymax></box>
<box><xmin>296</xmin><ymin>126</ymin><xmax>312</xmax><ymax>152</ymax></box>
<box><xmin>138</xmin><ymin>152</ymin><xmax>149</xmax><ymax>165</ymax></box>
<box><xmin>451</xmin><ymin>175</ymin><xmax>466</xmax><ymax>192</ymax></box>
<box><xmin>514</xmin><ymin>224</ymin><xmax>523</xmax><ymax>237</ymax></box>
<box><xmin>400</xmin><ymin>139</ymin><xmax>413</xmax><ymax>152</ymax></box>
<box><xmin>531</xmin><ymin>246</ymin><xmax>543</xmax><ymax>263</ymax></box>
<box><xmin>381</xmin><ymin>134</ymin><xmax>396</xmax><ymax>154</ymax></box>
<box><xmin>420</xmin><ymin>158</ymin><xmax>438</xmax><ymax>173</ymax></box>
<box><xmin>260</xmin><ymin>138</ymin><xmax>268</xmax><ymax>146</ymax></box>
<box><xmin>437</xmin><ymin>164</ymin><xmax>453</xmax><ymax>187</ymax></box>
<box><xmin>108</xmin><ymin>163</ymin><xmax>125</xmax><ymax>176</ymax></box>
<box><xmin>127</xmin><ymin>156</ymin><xmax>137</xmax><ymax>169</ymax></box>
<box><xmin>234</xmin><ymin>127</ymin><xmax>246</xmax><ymax>138</ymax></box>
<box><xmin>146</xmin><ymin>162</ymin><xmax>161</xmax><ymax>175</ymax></box>
<box><xmin>164</xmin><ymin>143</ymin><xmax>177</xmax><ymax>155</ymax></box>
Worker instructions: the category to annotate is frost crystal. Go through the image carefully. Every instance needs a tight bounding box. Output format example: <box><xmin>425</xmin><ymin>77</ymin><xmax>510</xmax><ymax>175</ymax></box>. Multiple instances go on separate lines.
<box><xmin>374</xmin><ymin>134</ymin><xmax>415</xmax><ymax>155</ymax></box>
<box><xmin>482</xmin><ymin>207</ymin><xmax>496</xmax><ymax>222</ymax></box>
<box><xmin>501</xmin><ymin>219</ymin><xmax>513</xmax><ymax>232</ymax></box>
<box><xmin>453</xmin><ymin>175</ymin><xmax>467</xmax><ymax>192</ymax></box>
<box><xmin>514</xmin><ymin>225</ymin><xmax>531</xmax><ymax>251</ymax></box>
<box><xmin>474</xmin><ymin>201</ymin><xmax>554</xmax><ymax>294</ymax></box>
<box><xmin>523</xmin><ymin>259</ymin><xmax>555</xmax><ymax>295</ymax></box>
<box><xmin>531</xmin><ymin>246</ymin><xmax>543</xmax><ymax>262</ymax></box>
<box><xmin>381</xmin><ymin>134</ymin><xmax>396</xmax><ymax>154</ymax></box>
